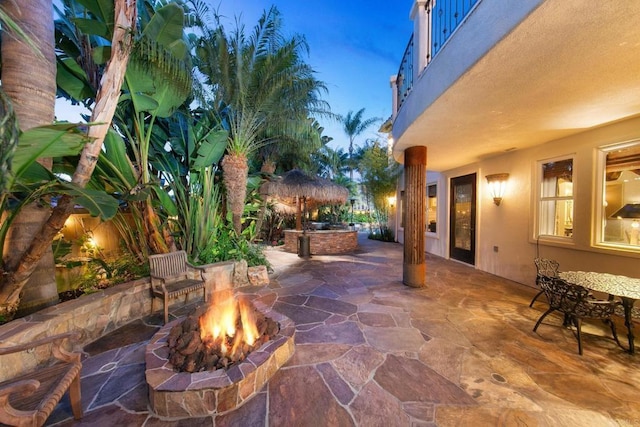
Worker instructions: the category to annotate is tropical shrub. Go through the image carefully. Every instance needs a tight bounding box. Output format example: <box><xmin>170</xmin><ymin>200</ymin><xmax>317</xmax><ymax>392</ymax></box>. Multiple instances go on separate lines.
<box><xmin>198</xmin><ymin>223</ymin><xmax>270</xmax><ymax>269</ymax></box>
<box><xmin>368</xmin><ymin>225</ymin><xmax>395</xmax><ymax>243</ymax></box>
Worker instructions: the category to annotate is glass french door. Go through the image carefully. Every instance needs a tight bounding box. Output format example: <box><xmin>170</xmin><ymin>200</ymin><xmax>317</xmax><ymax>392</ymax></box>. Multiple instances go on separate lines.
<box><xmin>450</xmin><ymin>173</ymin><xmax>476</xmax><ymax>265</ymax></box>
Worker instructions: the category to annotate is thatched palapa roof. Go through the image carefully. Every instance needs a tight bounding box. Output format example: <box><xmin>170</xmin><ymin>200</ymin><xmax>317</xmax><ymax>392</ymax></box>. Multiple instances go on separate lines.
<box><xmin>261</xmin><ymin>169</ymin><xmax>348</xmax><ymax>204</ymax></box>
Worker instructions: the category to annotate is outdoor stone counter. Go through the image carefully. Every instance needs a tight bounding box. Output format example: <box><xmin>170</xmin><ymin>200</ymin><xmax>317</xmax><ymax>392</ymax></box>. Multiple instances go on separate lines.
<box><xmin>0</xmin><ymin>261</ymin><xmax>268</xmax><ymax>382</ymax></box>
<box><xmin>283</xmin><ymin>229</ymin><xmax>358</xmax><ymax>255</ymax></box>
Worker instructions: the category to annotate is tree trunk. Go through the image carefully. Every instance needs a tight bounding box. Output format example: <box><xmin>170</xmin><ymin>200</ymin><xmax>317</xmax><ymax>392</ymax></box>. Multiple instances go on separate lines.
<box><xmin>253</xmin><ymin>160</ymin><xmax>276</xmax><ymax>241</ymax></box>
<box><xmin>221</xmin><ymin>154</ymin><xmax>249</xmax><ymax>235</ymax></box>
<box><xmin>0</xmin><ymin>0</ymin><xmax>137</xmax><ymax>319</ymax></box>
<box><xmin>143</xmin><ymin>199</ymin><xmax>171</xmax><ymax>254</ymax></box>
<box><xmin>1</xmin><ymin>0</ymin><xmax>58</xmax><ymax>316</ymax></box>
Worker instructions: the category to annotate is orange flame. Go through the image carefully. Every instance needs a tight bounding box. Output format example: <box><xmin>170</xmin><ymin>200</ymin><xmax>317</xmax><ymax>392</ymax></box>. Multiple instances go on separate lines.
<box><xmin>199</xmin><ymin>290</ymin><xmax>259</xmax><ymax>357</ymax></box>
<box><xmin>238</xmin><ymin>296</ymin><xmax>259</xmax><ymax>346</ymax></box>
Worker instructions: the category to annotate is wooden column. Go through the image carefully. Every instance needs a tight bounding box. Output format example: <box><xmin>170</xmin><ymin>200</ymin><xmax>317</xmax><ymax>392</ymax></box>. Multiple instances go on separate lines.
<box><xmin>296</xmin><ymin>196</ymin><xmax>302</xmax><ymax>231</ymax></box>
<box><xmin>403</xmin><ymin>146</ymin><xmax>427</xmax><ymax>287</ymax></box>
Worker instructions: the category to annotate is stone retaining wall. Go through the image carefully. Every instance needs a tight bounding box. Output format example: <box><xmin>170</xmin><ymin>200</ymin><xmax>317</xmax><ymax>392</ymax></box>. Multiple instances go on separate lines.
<box><xmin>0</xmin><ymin>261</ymin><xmax>269</xmax><ymax>382</ymax></box>
<box><xmin>283</xmin><ymin>230</ymin><xmax>358</xmax><ymax>255</ymax></box>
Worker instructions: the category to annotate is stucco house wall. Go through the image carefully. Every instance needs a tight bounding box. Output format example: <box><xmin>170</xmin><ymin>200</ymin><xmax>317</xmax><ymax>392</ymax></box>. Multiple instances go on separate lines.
<box><xmin>397</xmin><ymin>115</ymin><xmax>640</xmax><ymax>288</ymax></box>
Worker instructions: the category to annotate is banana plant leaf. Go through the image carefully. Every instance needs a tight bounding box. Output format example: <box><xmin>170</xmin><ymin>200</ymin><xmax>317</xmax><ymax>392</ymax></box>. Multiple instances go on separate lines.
<box><xmin>151</xmin><ymin>184</ymin><xmax>177</xmax><ymax>217</ymax></box>
<box><xmin>124</xmin><ymin>3</ymin><xmax>191</xmax><ymax>118</ymax></box>
<box><xmin>57</xmin><ymin>57</ymin><xmax>95</xmax><ymax>101</ymax></box>
<box><xmin>192</xmin><ymin>129</ymin><xmax>227</xmax><ymax>168</ymax></box>
<box><xmin>75</xmin><ymin>0</ymin><xmax>114</xmax><ymax>35</ymax></box>
<box><xmin>9</xmin><ymin>168</ymin><xmax>118</xmax><ymax>222</ymax></box>
<box><xmin>73</xmin><ymin>17</ymin><xmax>110</xmax><ymax>40</ymax></box>
<box><xmin>13</xmin><ymin>123</ymin><xmax>92</xmax><ymax>180</ymax></box>
<box><xmin>162</xmin><ymin>112</ymin><xmax>228</xmax><ymax>170</ymax></box>
<box><xmin>55</xmin><ymin>0</ymin><xmax>115</xmax><ymax>102</ymax></box>
<box><xmin>57</xmin><ymin>182</ymin><xmax>119</xmax><ymax>220</ymax></box>
<box><xmin>91</xmin><ymin>45</ymin><xmax>111</xmax><ymax>65</ymax></box>
<box><xmin>140</xmin><ymin>3</ymin><xmax>188</xmax><ymax>59</ymax></box>
<box><xmin>18</xmin><ymin>162</ymin><xmax>56</xmax><ymax>184</ymax></box>
<box><xmin>94</xmin><ymin>129</ymin><xmax>138</xmax><ymax>189</ymax></box>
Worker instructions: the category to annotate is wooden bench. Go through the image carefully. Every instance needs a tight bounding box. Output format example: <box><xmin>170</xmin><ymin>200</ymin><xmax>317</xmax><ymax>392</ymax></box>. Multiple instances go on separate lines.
<box><xmin>149</xmin><ymin>250</ymin><xmax>207</xmax><ymax>324</ymax></box>
<box><xmin>0</xmin><ymin>332</ymin><xmax>82</xmax><ymax>426</ymax></box>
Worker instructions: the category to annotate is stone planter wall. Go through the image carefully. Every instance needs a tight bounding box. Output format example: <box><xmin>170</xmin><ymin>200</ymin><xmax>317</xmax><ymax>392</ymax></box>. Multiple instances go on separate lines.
<box><xmin>0</xmin><ymin>277</ymin><xmax>152</xmax><ymax>382</ymax></box>
<box><xmin>283</xmin><ymin>230</ymin><xmax>358</xmax><ymax>255</ymax></box>
<box><xmin>0</xmin><ymin>261</ymin><xmax>269</xmax><ymax>382</ymax></box>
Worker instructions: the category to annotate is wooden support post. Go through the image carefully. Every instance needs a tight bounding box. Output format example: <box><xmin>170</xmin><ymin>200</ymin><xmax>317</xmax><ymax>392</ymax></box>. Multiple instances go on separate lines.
<box><xmin>403</xmin><ymin>146</ymin><xmax>427</xmax><ymax>287</ymax></box>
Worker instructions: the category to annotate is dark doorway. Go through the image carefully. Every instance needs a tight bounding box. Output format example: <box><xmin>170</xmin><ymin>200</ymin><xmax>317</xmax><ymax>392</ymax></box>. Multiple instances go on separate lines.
<box><xmin>450</xmin><ymin>173</ymin><xmax>476</xmax><ymax>265</ymax></box>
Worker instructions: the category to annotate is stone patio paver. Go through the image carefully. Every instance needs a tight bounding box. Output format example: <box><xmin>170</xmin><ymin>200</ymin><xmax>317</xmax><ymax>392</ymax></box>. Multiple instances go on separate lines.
<box><xmin>47</xmin><ymin>234</ymin><xmax>640</xmax><ymax>426</ymax></box>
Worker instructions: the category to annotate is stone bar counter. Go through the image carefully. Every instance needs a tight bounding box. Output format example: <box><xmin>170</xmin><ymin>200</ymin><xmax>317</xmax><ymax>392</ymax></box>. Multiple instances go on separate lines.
<box><xmin>283</xmin><ymin>230</ymin><xmax>358</xmax><ymax>255</ymax></box>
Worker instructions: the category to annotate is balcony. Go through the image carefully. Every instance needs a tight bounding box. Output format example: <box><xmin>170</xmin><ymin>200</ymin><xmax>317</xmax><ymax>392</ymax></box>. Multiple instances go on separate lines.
<box><xmin>396</xmin><ymin>0</ymin><xmax>479</xmax><ymax>109</ymax></box>
<box><xmin>396</xmin><ymin>35</ymin><xmax>413</xmax><ymax>109</ymax></box>
<box><xmin>390</xmin><ymin>0</ymin><xmax>640</xmax><ymax>171</ymax></box>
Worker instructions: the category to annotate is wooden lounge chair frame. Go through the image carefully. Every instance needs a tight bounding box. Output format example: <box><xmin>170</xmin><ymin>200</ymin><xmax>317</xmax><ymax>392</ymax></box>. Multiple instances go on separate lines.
<box><xmin>0</xmin><ymin>332</ymin><xmax>82</xmax><ymax>426</ymax></box>
<box><xmin>149</xmin><ymin>250</ymin><xmax>207</xmax><ymax>324</ymax></box>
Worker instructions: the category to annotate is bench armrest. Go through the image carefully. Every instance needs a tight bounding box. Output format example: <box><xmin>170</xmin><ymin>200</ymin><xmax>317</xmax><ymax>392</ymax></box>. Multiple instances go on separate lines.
<box><xmin>186</xmin><ymin>262</ymin><xmax>206</xmax><ymax>281</ymax></box>
<box><xmin>150</xmin><ymin>274</ymin><xmax>165</xmax><ymax>288</ymax></box>
<box><xmin>0</xmin><ymin>332</ymin><xmax>79</xmax><ymax>357</ymax></box>
<box><xmin>0</xmin><ymin>379</ymin><xmax>40</xmax><ymax>399</ymax></box>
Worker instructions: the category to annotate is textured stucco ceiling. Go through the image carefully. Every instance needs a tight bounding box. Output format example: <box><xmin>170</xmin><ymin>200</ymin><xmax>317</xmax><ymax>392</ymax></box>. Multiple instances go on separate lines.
<box><xmin>393</xmin><ymin>0</ymin><xmax>640</xmax><ymax>171</ymax></box>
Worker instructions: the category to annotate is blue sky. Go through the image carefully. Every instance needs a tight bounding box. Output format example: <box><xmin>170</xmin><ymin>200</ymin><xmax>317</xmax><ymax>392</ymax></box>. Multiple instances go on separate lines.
<box><xmin>214</xmin><ymin>0</ymin><xmax>414</xmax><ymax>151</ymax></box>
<box><xmin>56</xmin><ymin>0</ymin><xmax>414</xmax><ymax>153</ymax></box>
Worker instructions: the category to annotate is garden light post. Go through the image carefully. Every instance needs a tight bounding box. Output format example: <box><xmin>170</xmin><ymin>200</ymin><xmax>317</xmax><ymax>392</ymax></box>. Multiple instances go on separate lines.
<box><xmin>349</xmin><ymin>198</ymin><xmax>356</xmax><ymax>226</ymax></box>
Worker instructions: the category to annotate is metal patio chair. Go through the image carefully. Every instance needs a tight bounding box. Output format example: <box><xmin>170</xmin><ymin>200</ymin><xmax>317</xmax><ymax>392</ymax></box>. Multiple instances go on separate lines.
<box><xmin>533</xmin><ymin>276</ymin><xmax>623</xmax><ymax>355</ymax></box>
<box><xmin>530</xmin><ymin>257</ymin><xmax>560</xmax><ymax>307</ymax></box>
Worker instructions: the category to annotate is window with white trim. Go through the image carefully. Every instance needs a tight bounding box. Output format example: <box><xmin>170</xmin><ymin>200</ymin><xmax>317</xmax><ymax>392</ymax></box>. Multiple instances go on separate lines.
<box><xmin>538</xmin><ymin>158</ymin><xmax>574</xmax><ymax>238</ymax></box>
<box><xmin>600</xmin><ymin>141</ymin><xmax>640</xmax><ymax>248</ymax></box>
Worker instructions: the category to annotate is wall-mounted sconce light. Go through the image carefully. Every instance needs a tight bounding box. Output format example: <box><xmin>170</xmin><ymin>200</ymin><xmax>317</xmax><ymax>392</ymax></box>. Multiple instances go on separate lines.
<box><xmin>387</xmin><ymin>196</ymin><xmax>396</xmax><ymax>208</ymax></box>
<box><xmin>485</xmin><ymin>173</ymin><xmax>509</xmax><ymax>206</ymax></box>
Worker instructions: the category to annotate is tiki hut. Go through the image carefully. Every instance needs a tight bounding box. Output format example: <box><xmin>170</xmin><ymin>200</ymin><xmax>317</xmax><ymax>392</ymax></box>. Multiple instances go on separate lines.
<box><xmin>261</xmin><ymin>169</ymin><xmax>349</xmax><ymax>230</ymax></box>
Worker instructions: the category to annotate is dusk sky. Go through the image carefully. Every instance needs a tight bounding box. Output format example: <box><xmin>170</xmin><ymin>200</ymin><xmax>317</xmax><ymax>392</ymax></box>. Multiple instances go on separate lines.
<box><xmin>214</xmin><ymin>0</ymin><xmax>414</xmax><ymax>151</ymax></box>
<box><xmin>56</xmin><ymin>0</ymin><xmax>415</xmax><ymax>153</ymax></box>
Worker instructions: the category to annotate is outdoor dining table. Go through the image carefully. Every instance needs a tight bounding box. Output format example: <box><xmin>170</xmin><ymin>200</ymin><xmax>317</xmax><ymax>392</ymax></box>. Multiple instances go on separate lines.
<box><xmin>559</xmin><ymin>271</ymin><xmax>640</xmax><ymax>354</ymax></box>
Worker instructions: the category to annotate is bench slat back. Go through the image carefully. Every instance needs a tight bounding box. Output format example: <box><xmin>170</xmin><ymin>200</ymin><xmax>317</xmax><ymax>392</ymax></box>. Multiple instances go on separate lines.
<box><xmin>149</xmin><ymin>251</ymin><xmax>188</xmax><ymax>278</ymax></box>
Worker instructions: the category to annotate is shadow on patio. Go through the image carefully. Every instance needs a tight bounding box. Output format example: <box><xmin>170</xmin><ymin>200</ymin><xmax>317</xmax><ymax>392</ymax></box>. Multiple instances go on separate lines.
<box><xmin>49</xmin><ymin>234</ymin><xmax>640</xmax><ymax>426</ymax></box>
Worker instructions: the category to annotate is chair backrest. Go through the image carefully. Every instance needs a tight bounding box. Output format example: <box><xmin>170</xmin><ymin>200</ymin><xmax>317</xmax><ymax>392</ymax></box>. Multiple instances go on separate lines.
<box><xmin>539</xmin><ymin>276</ymin><xmax>617</xmax><ymax>319</ymax></box>
<box><xmin>149</xmin><ymin>250</ymin><xmax>188</xmax><ymax>278</ymax></box>
<box><xmin>534</xmin><ymin>258</ymin><xmax>560</xmax><ymax>283</ymax></box>
<box><xmin>538</xmin><ymin>275</ymin><xmax>570</xmax><ymax>310</ymax></box>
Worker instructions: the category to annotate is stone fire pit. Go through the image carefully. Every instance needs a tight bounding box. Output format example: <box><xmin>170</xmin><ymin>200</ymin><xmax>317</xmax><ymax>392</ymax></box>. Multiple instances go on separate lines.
<box><xmin>145</xmin><ymin>301</ymin><xmax>295</xmax><ymax>417</ymax></box>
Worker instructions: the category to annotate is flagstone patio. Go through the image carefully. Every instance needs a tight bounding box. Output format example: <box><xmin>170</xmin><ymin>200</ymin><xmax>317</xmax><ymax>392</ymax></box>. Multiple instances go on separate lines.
<box><xmin>48</xmin><ymin>234</ymin><xmax>640</xmax><ymax>426</ymax></box>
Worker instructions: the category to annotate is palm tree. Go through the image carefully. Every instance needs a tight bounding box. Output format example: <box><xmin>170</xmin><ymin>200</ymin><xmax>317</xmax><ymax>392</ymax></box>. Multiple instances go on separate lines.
<box><xmin>313</xmin><ymin>145</ymin><xmax>349</xmax><ymax>180</ymax></box>
<box><xmin>260</xmin><ymin>118</ymin><xmax>331</xmax><ymax>174</ymax></box>
<box><xmin>0</xmin><ymin>0</ymin><xmax>137</xmax><ymax>319</ymax></box>
<box><xmin>0</xmin><ymin>0</ymin><xmax>59</xmax><ymax>315</ymax></box>
<box><xmin>339</xmin><ymin>108</ymin><xmax>380</xmax><ymax>182</ymax></box>
<box><xmin>195</xmin><ymin>6</ymin><xmax>328</xmax><ymax>235</ymax></box>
